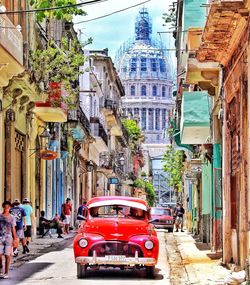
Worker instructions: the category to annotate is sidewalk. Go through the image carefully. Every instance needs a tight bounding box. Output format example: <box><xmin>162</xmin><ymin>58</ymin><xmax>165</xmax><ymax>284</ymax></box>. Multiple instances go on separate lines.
<box><xmin>10</xmin><ymin>231</ymin><xmax>76</xmax><ymax>269</ymax></box>
<box><xmin>174</xmin><ymin>231</ymin><xmax>230</xmax><ymax>285</ymax></box>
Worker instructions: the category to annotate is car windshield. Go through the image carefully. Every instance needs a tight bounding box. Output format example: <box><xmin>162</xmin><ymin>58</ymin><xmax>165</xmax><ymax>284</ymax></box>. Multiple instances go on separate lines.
<box><xmin>89</xmin><ymin>205</ymin><xmax>146</xmax><ymax>220</ymax></box>
<box><xmin>151</xmin><ymin>208</ymin><xmax>171</xmax><ymax>216</ymax></box>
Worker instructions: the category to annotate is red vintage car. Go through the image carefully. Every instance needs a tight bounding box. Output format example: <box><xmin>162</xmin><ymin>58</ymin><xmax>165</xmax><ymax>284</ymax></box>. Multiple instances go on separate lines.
<box><xmin>151</xmin><ymin>207</ymin><xmax>174</xmax><ymax>232</ymax></box>
<box><xmin>73</xmin><ymin>196</ymin><xmax>159</xmax><ymax>279</ymax></box>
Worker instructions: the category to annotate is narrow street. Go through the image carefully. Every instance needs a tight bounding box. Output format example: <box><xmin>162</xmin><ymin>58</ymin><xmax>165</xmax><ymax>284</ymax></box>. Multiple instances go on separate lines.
<box><xmin>3</xmin><ymin>231</ymin><xmax>170</xmax><ymax>285</ymax></box>
<box><xmin>1</xmin><ymin>230</ymin><xmax>229</xmax><ymax>285</ymax></box>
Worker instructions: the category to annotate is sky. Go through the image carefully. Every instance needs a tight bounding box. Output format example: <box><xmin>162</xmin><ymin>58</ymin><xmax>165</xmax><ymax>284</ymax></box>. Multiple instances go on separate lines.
<box><xmin>74</xmin><ymin>0</ymin><xmax>175</xmax><ymax>60</ymax></box>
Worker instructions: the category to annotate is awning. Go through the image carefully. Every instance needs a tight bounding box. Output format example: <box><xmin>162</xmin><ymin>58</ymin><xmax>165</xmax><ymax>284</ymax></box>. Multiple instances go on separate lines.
<box><xmin>181</xmin><ymin>91</ymin><xmax>210</xmax><ymax>144</ymax></box>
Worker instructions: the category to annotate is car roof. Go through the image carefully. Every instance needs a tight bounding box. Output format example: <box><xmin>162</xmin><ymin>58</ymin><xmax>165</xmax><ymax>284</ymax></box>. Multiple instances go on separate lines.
<box><xmin>87</xmin><ymin>196</ymin><xmax>149</xmax><ymax>210</ymax></box>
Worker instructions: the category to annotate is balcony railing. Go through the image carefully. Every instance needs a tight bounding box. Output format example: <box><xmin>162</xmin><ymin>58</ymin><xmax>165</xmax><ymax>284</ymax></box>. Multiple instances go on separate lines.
<box><xmin>90</xmin><ymin>117</ymin><xmax>108</xmax><ymax>146</ymax></box>
<box><xmin>68</xmin><ymin>107</ymin><xmax>90</xmax><ymax>131</ymax></box>
<box><xmin>0</xmin><ymin>14</ymin><xmax>23</xmax><ymax>65</ymax></box>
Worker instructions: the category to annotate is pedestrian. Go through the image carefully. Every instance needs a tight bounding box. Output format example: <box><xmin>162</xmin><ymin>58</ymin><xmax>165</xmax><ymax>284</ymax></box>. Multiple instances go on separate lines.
<box><xmin>174</xmin><ymin>203</ymin><xmax>185</xmax><ymax>232</ymax></box>
<box><xmin>0</xmin><ymin>201</ymin><xmax>17</xmax><ymax>279</ymax></box>
<box><xmin>62</xmin><ymin>198</ymin><xmax>72</xmax><ymax>234</ymax></box>
<box><xmin>10</xmin><ymin>199</ymin><xmax>29</xmax><ymax>256</ymax></box>
<box><xmin>21</xmin><ymin>198</ymin><xmax>34</xmax><ymax>246</ymax></box>
<box><xmin>77</xmin><ymin>200</ymin><xmax>87</xmax><ymax>217</ymax></box>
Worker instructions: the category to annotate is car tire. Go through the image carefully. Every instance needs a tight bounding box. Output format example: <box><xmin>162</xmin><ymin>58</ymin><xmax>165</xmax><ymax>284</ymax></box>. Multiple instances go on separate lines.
<box><xmin>168</xmin><ymin>228</ymin><xmax>174</xmax><ymax>232</ymax></box>
<box><xmin>146</xmin><ymin>266</ymin><xmax>155</xmax><ymax>278</ymax></box>
<box><xmin>77</xmin><ymin>264</ymin><xmax>87</xmax><ymax>279</ymax></box>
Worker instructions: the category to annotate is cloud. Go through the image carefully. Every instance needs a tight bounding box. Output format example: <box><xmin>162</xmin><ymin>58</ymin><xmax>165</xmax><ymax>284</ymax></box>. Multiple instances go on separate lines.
<box><xmin>74</xmin><ymin>0</ymin><xmax>174</xmax><ymax>59</ymax></box>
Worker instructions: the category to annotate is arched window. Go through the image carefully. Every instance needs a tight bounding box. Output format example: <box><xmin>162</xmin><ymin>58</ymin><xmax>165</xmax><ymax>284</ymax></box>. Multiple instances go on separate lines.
<box><xmin>162</xmin><ymin>86</ymin><xmax>166</xmax><ymax>97</ymax></box>
<box><xmin>141</xmin><ymin>85</ymin><xmax>146</xmax><ymax>96</ymax></box>
<box><xmin>152</xmin><ymin>85</ymin><xmax>157</xmax><ymax>97</ymax></box>
<box><xmin>130</xmin><ymin>85</ymin><xmax>135</xmax><ymax>96</ymax></box>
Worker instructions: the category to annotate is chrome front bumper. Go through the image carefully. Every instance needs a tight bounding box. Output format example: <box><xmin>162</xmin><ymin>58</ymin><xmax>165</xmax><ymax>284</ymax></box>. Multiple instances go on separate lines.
<box><xmin>75</xmin><ymin>252</ymin><xmax>156</xmax><ymax>266</ymax></box>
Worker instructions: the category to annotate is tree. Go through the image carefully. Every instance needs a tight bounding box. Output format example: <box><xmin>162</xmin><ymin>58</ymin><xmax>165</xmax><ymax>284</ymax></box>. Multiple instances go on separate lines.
<box><xmin>162</xmin><ymin>145</ymin><xmax>184</xmax><ymax>192</ymax></box>
<box><xmin>133</xmin><ymin>179</ymin><xmax>156</xmax><ymax>207</ymax></box>
<box><xmin>30</xmin><ymin>0</ymin><xmax>86</xmax><ymax>22</ymax></box>
<box><xmin>30</xmin><ymin>37</ymin><xmax>91</xmax><ymax>108</ymax></box>
<box><xmin>122</xmin><ymin>119</ymin><xmax>142</xmax><ymax>143</ymax></box>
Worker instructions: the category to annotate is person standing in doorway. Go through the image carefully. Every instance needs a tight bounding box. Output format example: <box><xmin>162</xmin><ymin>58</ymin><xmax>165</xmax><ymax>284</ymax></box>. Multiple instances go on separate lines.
<box><xmin>10</xmin><ymin>199</ymin><xmax>28</xmax><ymax>256</ymax></box>
<box><xmin>21</xmin><ymin>198</ymin><xmax>34</xmax><ymax>246</ymax></box>
<box><xmin>62</xmin><ymin>198</ymin><xmax>72</xmax><ymax>234</ymax></box>
<box><xmin>0</xmin><ymin>201</ymin><xmax>17</xmax><ymax>279</ymax></box>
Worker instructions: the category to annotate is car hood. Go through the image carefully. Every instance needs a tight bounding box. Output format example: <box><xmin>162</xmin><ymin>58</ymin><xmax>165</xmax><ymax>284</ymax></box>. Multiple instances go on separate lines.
<box><xmin>83</xmin><ymin>218</ymin><xmax>150</xmax><ymax>240</ymax></box>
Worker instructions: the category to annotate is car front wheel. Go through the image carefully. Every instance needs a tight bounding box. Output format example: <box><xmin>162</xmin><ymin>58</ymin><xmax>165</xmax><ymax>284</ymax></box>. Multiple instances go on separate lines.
<box><xmin>146</xmin><ymin>266</ymin><xmax>155</xmax><ymax>278</ymax></box>
<box><xmin>77</xmin><ymin>263</ymin><xmax>87</xmax><ymax>279</ymax></box>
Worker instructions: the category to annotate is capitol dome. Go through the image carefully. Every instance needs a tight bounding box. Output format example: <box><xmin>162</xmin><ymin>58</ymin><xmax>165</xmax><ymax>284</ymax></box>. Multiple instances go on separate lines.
<box><xmin>116</xmin><ymin>8</ymin><xmax>174</xmax><ymax>145</ymax></box>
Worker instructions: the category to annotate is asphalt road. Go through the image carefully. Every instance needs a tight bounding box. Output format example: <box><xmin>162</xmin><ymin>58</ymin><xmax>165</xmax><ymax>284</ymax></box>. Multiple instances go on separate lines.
<box><xmin>3</xmin><ymin>231</ymin><xmax>170</xmax><ymax>285</ymax></box>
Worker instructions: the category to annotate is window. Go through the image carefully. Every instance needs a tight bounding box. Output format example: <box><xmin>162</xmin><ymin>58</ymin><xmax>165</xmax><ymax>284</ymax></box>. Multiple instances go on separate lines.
<box><xmin>130</xmin><ymin>85</ymin><xmax>135</xmax><ymax>96</ymax></box>
<box><xmin>162</xmin><ymin>109</ymin><xmax>167</xmax><ymax>129</ymax></box>
<box><xmin>148</xmin><ymin>108</ymin><xmax>154</xmax><ymax>130</ymax></box>
<box><xmin>152</xmin><ymin>86</ymin><xmax>157</xmax><ymax>97</ymax></box>
<box><xmin>159</xmin><ymin>59</ymin><xmax>166</xmax><ymax>73</ymax></box>
<box><xmin>155</xmin><ymin>109</ymin><xmax>160</xmax><ymax>130</ymax></box>
<box><xmin>141</xmin><ymin>85</ymin><xmax>146</xmax><ymax>96</ymax></box>
<box><xmin>162</xmin><ymin>86</ymin><xmax>166</xmax><ymax>97</ymax></box>
<box><xmin>141</xmin><ymin>57</ymin><xmax>147</xmax><ymax>72</ymax></box>
<box><xmin>134</xmin><ymin>108</ymin><xmax>139</xmax><ymax>116</ymax></box>
<box><xmin>130</xmin><ymin>58</ymin><xmax>137</xmax><ymax>72</ymax></box>
<box><xmin>151</xmin><ymin>58</ymin><xmax>157</xmax><ymax>72</ymax></box>
<box><xmin>142</xmin><ymin>108</ymin><xmax>147</xmax><ymax>130</ymax></box>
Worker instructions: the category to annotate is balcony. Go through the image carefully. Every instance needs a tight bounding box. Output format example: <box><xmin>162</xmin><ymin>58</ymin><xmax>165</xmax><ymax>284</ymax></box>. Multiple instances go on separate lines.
<box><xmin>197</xmin><ymin>0</ymin><xmax>248</xmax><ymax>65</ymax></box>
<box><xmin>68</xmin><ymin>107</ymin><xmax>90</xmax><ymax>131</ymax></box>
<box><xmin>90</xmin><ymin>117</ymin><xmax>108</xmax><ymax>151</ymax></box>
<box><xmin>0</xmin><ymin>14</ymin><xmax>24</xmax><ymax>86</ymax></box>
<box><xmin>34</xmin><ymin>83</ymin><xmax>67</xmax><ymax>123</ymax></box>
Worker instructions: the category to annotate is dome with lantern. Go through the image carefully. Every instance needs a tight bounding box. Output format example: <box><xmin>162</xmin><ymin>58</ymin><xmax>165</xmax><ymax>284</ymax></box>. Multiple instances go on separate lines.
<box><xmin>115</xmin><ymin>8</ymin><xmax>174</xmax><ymax>145</ymax></box>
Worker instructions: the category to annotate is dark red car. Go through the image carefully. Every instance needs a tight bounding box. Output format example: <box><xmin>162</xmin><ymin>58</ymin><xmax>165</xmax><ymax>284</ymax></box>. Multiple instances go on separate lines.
<box><xmin>150</xmin><ymin>207</ymin><xmax>174</xmax><ymax>232</ymax></box>
<box><xmin>73</xmin><ymin>196</ymin><xmax>159</xmax><ymax>279</ymax></box>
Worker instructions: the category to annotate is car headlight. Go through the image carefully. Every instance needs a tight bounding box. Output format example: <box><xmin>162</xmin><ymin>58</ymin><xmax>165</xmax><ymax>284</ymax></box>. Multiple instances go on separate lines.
<box><xmin>145</xmin><ymin>240</ymin><xmax>154</xmax><ymax>250</ymax></box>
<box><xmin>78</xmin><ymin>238</ymin><xmax>88</xmax><ymax>248</ymax></box>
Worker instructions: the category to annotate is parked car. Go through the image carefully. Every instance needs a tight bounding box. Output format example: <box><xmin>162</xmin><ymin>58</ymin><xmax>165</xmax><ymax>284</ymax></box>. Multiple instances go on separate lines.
<box><xmin>73</xmin><ymin>196</ymin><xmax>159</xmax><ymax>279</ymax></box>
<box><xmin>150</xmin><ymin>207</ymin><xmax>174</xmax><ymax>232</ymax></box>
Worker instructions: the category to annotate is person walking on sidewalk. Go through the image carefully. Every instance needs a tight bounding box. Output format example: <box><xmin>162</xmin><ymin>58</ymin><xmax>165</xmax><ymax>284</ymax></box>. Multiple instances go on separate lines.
<box><xmin>62</xmin><ymin>198</ymin><xmax>72</xmax><ymax>234</ymax></box>
<box><xmin>174</xmin><ymin>203</ymin><xmax>185</xmax><ymax>232</ymax></box>
<box><xmin>0</xmin><ymin>201</ymin><xmax>17</xmax><ymax>279</ymax></box>
<box><xmin>21</xmin><ymin>198</ymin><xmax>34</xmax><ymax>247</ymax></box>
<box><xmin>10</xmin><ymin>199</ymin><xmax>29</xmax><ymax>256</ymax></box>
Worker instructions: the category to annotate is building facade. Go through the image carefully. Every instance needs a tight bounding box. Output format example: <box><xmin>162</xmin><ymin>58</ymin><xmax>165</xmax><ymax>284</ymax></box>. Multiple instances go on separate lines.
<box><xmin>116</xmin><ymin>8</ymin><xmax>174</xmax><ymax>204</ymax></box>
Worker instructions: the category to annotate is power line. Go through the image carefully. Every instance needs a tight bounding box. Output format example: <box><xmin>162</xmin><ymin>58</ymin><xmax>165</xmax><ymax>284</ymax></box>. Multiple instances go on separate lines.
<box><xmin>74</xmin><ymin>0</ymin><xmax>151</xmax><ymax>24</ymax></box>
<box><xmin>0</xmin><ymin>0</ymin><xmax>107</xmax><ymax>15</ymax></box>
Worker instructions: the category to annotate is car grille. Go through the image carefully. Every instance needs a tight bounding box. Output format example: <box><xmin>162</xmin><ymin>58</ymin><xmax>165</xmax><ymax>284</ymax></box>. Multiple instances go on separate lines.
<box><xmin>88</xmin><ymin>241</ymin><xmax>144</xmax><ymax>257</ymax></box>
<box><xmin>156</xmin><ymin>220</ymin><xmax>172</xmax><ymax>224</ymax></box>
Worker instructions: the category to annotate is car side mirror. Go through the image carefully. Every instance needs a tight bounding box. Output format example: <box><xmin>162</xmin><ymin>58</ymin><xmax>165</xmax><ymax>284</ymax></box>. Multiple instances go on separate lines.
<box><xmin>77</xmin><ymin>214</ymin><xmax>86</xmax><ymax>221</ymax></box>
